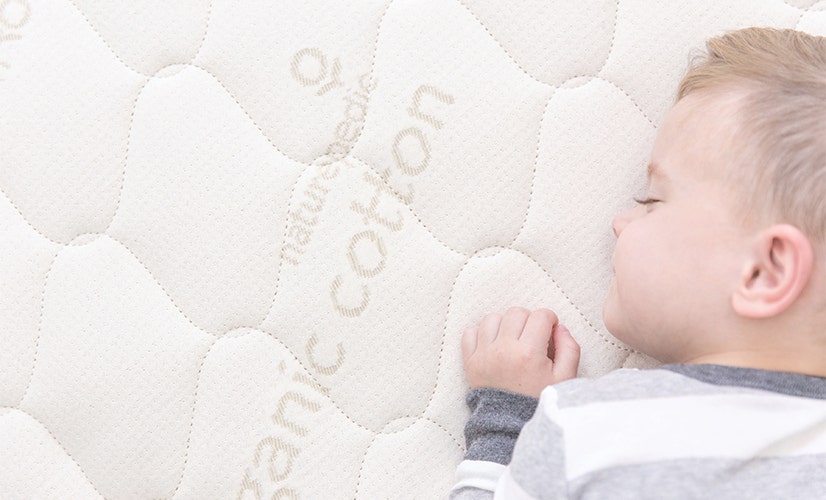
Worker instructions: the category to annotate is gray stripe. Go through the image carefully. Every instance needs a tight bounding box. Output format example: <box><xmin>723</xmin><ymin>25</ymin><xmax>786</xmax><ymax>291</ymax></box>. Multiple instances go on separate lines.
<box><xmin>554</xmin><ymin>368</ymin><xmax>744</xmax><ymax>409</ymax></box>
<box><xmin>662</xmin><ymin>363</ymin><xmax>826</xmax><ymax>400</ymax></box>
<box><xmin>508</xmin><ymin>407</ymin><xmax>567</xmax><ymax>499</ymax></box>
<box><xmin>568</xmin><ymin>454</ymin><xmax>826</xmax><ymax>500</ymax></box>
<box><xmin>554</xmin><ymin>365</ymin><xmax>826</xmax><ymax>409</ymax></box>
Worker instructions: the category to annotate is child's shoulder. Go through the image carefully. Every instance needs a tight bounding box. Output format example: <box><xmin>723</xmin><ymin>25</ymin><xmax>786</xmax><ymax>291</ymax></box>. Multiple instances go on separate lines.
<box><xmin>546</xmin><ymin>365</ymin><xmax>748</xmax><ymax>410</ymax></box>
<box><xmin>546</xmin><ymin>363</ymin><xmax>826</xmax><ymax>411</ymax></box>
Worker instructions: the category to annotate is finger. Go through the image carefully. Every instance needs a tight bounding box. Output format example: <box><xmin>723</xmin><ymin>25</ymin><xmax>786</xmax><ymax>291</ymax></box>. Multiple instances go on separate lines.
<box><xmin>521</xmin><ymin>308</ymin><xmax>558</xmax><ymax>352</ymax></box>
<box><xmin>551</xmin><ymin>324</ymin><xmax>581</xmax><ymax>380</ymax></box>
<box><xmin>499</xmin><ymin>307</ymin><xmax>530</xmax><ymax>339</ymax></box>
<box><xmin>478</xmin><ymin>313</ymin><xmax>502</xmax><ymax>344</ymax></box>
<box><xmin>461</xmin><ymin>327</ymin><xmax>479</xmax><ymax>360</ymax></box>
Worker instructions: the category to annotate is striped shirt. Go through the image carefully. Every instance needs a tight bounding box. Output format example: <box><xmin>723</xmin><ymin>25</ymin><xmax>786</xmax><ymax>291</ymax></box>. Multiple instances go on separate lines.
<box><xmin>451</xmin><ymin>364</ymin><xmax>826</xmax><ymax>499</ymax></box>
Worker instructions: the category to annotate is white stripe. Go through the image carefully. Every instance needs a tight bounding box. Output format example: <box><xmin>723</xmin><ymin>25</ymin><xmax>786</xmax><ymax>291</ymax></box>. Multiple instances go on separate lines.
<box><xmin>541</xmin><ymin>392</ymin><xmax>826</xmax><ymax>480</ymax></box>
<box><xmin>452</xmin><ymin>460</ymin><xmax>506</xmax><ymax>493</ymax></box>
<box><xmin>494</xmin><ymin>467</ymin><xmax>536</xmax><ymax>500</ymax></box>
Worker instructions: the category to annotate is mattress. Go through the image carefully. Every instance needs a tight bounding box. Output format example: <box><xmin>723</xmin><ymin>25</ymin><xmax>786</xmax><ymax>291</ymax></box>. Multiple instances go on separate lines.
<box><xmin>2</xmin><ymin>0</ymin><xmax>824</xmax><ymax>498</ymax></box>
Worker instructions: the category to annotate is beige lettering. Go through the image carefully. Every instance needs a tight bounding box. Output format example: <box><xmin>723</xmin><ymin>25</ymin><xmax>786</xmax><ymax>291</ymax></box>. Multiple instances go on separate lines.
<box><xmin>407</xmin><ymin>85</ymin><xmax>455</xmax><ymax>129</ymax></box>
<box><xmin>272</xmin><ymin>488</ymin><xmax>300</xmax><ymax>500</ymax></box>
<box><xmin>348</xmin><ymin>230</ymin><xmax>386</xmax><ymax>278</ymax></box>
<box><xmin>306</xmin><ymin>175</ymin><xmax>331</xmax><ymax>202</ymax></box>
<box><xmin>290</xmin><ymin>48</ymin><xmax>327</xmax><ymax>86</ymax></box>
<box><xmin>0</xmin><ymin>0</ymin><xmax>30</xmax><ymax>29</ymax></box>
<box><xmin>289</xmin><ymin>208</ymin><xmax>318</xmax><ymax>228</ymax></box>
<box><xmin>292</xmin><ymin>370</ymin><xmax>330</xmax><ymax>397</ymax></box>
<box><xmin>286</xmin><ymin>221</ymin><xmax>313</xmax><ymax>246</ymax></box>
<box><xmin>376</xmin><ymin>167</ymin><xmax>414</xmax><ymax>204</ymax></box>
<box><xmin>0</xmin><ymin>31</ymin><xmax>21</xmax><ymax>43</ymax></box>
<box><xmin>272</xmin><ymin>392</ymin><xmax>321</xmax><ymax>437</ymax></box>
<box><xmin>318</xmin><ymin>162</ymin><xmax>339</xmax><ymax>180</ymax></box>
<box><xmin>331</xmin><ymin>274</ymin><xmax>370</xmax><ymax>317</ymax></box>
<box><xmin>350</xmin><ymin>171</ymin><xmax>404</xmax><ymax>231</ymax></box>
<box><xmin>392</xmin><ymin>127</ymin><xmax>430</xmax><ymax>176</ymax></box>
<box><xmin>282</xmin><ymin>244</ymin><xmax>302</xmax><ymax>266</ymax></box>
<box><xmin>359</xmin><ymin>73</ymin><xmax>377</xmax><ymax>94</ymax></box>
<box><xmin>317</xmin><ymin>58</ymin><xmax>343</xmax><ymax>95</ymax></box>
<box><xmin>236</xmin><ymin>470</ymin><xmax>262</xmax><ymax>500</ymax></box>
<box><xmin>253</xmin><ymin>437</ymin><xmax>300</xmax><ymax>483</ymax></box>
<box><xmin>306</xmin><ymin>334</ymin><xmax>345</xmax><ymax>376</ymax></box>
<box><xmin>299</xmin><ymin>196</ymin><xmax>323</xmax><ymax>216</ymax></box>
<box><xmin>325</xmin><ymin>141</ymin><xmax>349</xmax><ymax>160</ymax></box>
<box><xmin>343</xmin><ymin>93</ymin><xmax>367</xmax><ymax>122</ymax></box>
<box><xmin>335</xmin><ymin>119</ymin><xmax>359</xmax><ymax>143</ymax></box>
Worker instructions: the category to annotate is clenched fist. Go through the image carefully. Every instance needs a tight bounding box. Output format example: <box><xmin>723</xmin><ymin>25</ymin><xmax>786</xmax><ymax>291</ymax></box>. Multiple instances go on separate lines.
<box><xmin>461</xmin><ymin>307</ymin><xmax>581</xmax><ymax>398</ymax></box>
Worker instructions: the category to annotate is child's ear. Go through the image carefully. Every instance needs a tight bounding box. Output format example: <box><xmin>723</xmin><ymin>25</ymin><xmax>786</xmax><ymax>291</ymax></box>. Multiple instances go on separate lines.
<box><xmin>731</xmin><ymin>224</ymin><xmax>814</xmax><ymax>318</ymax></box>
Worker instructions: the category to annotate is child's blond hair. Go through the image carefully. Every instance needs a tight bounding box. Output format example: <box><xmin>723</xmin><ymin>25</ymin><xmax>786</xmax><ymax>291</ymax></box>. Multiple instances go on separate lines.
<box><xmin>677</xmin><ymin>27</ymin><xmax>826</xmax><ymax>245</ymax></box>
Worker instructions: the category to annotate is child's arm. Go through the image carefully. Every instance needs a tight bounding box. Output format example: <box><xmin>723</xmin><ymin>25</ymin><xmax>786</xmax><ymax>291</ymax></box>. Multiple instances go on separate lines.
<box><xmin>451</xmin><ymin>307</ymin><xmax>580</xmax><ymax>498</ymax></box>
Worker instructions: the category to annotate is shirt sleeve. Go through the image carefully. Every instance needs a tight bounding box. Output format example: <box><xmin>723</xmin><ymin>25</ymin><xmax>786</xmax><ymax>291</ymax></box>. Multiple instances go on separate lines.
<box><xmin>450</xmin><ymin>388</ymin><xmax>539</xmax><ymax>499</ymax></box>
<box><xmin>463</xmin><ymin>388</ymin><xmax>540</xmax><ymax>464</ymax></box>
<box><xmin>451</xmin><ymin>386</ymin><xmax>570</xmax><ymax>500</ymax></box>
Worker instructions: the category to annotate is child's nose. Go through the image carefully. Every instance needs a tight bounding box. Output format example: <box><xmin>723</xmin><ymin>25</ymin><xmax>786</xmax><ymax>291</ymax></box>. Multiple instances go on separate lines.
<box><xmin>612</xmin><ymin>208</ymin><xmax>636</xmax><ymax>237</ymax></box>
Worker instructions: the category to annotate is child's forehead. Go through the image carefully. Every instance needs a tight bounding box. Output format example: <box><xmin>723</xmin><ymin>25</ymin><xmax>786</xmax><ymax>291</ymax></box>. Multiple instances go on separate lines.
<box><xmin>652</xmin><ymin>90</ymin><xmax>749</xmax><ymax>179</ymax></box>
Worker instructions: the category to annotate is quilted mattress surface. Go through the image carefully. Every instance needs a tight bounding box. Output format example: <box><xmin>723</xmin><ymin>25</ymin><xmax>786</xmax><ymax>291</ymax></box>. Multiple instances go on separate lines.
<box><xmin>2</xmin><ymin>0</ymin><xmax>825</xmax><ymax>498</ymax></box>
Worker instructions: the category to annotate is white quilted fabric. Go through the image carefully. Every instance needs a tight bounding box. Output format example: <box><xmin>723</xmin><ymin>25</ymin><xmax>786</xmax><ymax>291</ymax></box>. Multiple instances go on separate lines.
<box><xmin>2</xmin><ymin>1</ymin><xmax>825</xmax><ymax>498</ymax></box>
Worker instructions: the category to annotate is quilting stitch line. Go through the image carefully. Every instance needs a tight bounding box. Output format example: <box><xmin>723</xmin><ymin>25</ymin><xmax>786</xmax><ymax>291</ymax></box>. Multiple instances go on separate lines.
<box><xmin>422</xmin><ymin>416</ymin><xmax>464</xmax><ymax>451</ymax></box>
<box><xmin>412</xmin><ymin>245</ymin><xmax>638</xmax><ymax>473</ymax></box>
<box><xmin>95</xmin><ymin>234</ymin><xmax>220</xmax><ymax>338</ymax></box>
<box><xmin>454</xmin><ymin>0</ymin><xmax>552</xmax><ymax>87</ymax></box>
<box><xmin>100</xmin><ymin>74</ymin><xmax>152</xmax><ymax>237</ymax></box>
<box><xmin>188</xmin><ymin>63</ymin><xmax>317</xmax><ymax>168</ymax></box>
<box><xmin>504</xmin><ymin>246</ymin><xmax>635</xmax><ymax>353</ymax></box>
<box><xmin>167</xmin><ymin>336</ymin><xmax>219</xmax><ymax>500</ymax></box>
<box><xmin>65</xmin><ymin>0</ymin><xmax>150</xmax><ymax>77</ymax></box>
<box><xmin>594</xmin><ymin>75</ymin><xmax>658</xmax><ymax>128</ymax></box>
<box><xmin>16</xmin><ymin>232</ymin><xmax>216</xmax><ymax>411</ymax></box>
<box><xmin>348</xmin><ymin>155</ymin><xmax>470</xmax><ymax>258</ymax></box>
<box><xmin>0</xmin><ymin>185</ymin><xmax>66</xmax><ymax>246</ymax></box>
<box><xmin>15</xmin><ymin>246</ymin><xmax>60</xmax><ymax>409</ymax></box>
<box><xmin>418</xmin><ymin>245</ymin><xmax>635</xmax><ymax>431</ymax></box>
<box><xmin>99</xmin><ymin>61</ymin><xmax>313</xmax><ymax>336</ymax></box>
<box><xmin>597</xmin><ymin>0</ymin><xmax>620</xmax><ymax>76</ymax></box>
<box><xmin>217</xmin><ymin>325</ymin><xmax>465</xmax><ymax>445</ymax></box>
<box><xmin>779</xmin><ymin>0</ymin><xmax>816</xmax><ymax>10</ymax></box>
<box><xmin>96</xmin><ymin>61</ymin><xmax>317</xmax><ymax>335</ymax></box>
<box><xmin>255</xmin><ymin>163</ymin><xmax>311</xmax><ymax>331</ymax></box>
<box><xmin>416</xmin><ymin>247</ymin><xmax>509</xmax><ymax>433</ymax></box>
<box><xmin>353</xmin><ymin>414</ymin><xmax>465</xmax><ymax>498</ymax></box>
<box><xmin>796</xmin><ymin>10</ymin><xmax>806</xmax><ymax>28</ymax></box>
<box><xmin>189</xmin><ymin>0</ymin><xmax>213</xmax><ymax>66</ymax></box>
<box><xmin>795</xmin><ymin>3</ymin><xmax>816</xmax><ymax>28</ymax></box>
<box><xmin>66</xmin><ymin>0</ymin><xmax>215</xmax><ymax>78</ymax></box>
<box><xmin>509</xmin><ymin>89</ymin><xmax>557</xmax><ymax>247</ymax></box>
<box><xmin>0</xmin><ymin>406</ymin><xmax>105</xmax><ymax>498</ymax></box>
<box><xmin>225</xmin><ymin>328</ymin><xmax>377</xmax><ymax>435</ymax></box>
<box><xmin>322</xmin><ymin>0</ymin><xmax>394</xmax><ymax>162</ymax></box>
<box><xmin>508</xmin><ymin>69</ymin><xmax>649</xmax><ymax>252</ymax></box>
<box><xmin>221</xmin><ymin>326</ymin><xmax>466</xmax><ymax>460</ymax></box>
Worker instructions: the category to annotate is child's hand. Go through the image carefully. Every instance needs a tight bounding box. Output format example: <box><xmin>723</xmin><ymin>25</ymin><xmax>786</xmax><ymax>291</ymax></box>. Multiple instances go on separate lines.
<box><xmin>461</xmin><ymin>307</ymin><xmax>580</xmax><ymax>398</ymax></box>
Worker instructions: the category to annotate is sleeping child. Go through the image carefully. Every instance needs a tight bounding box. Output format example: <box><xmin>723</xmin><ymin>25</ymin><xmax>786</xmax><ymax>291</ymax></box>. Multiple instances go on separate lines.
<box><xmin>451</xmin><ymin>27</ymin><xmax>826</xmax><ymax>499</ymax></box>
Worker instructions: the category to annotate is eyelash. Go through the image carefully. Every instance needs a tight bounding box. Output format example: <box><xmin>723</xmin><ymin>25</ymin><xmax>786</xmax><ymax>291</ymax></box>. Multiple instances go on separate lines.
<box><xmin>633</xmin><ymin>197</ymin><xmax>661</xmax><ymax>206</ymax></box>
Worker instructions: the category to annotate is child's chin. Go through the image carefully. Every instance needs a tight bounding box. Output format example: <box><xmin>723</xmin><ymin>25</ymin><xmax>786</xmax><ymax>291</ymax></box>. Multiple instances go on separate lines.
<box><xmin>601</xmin><ymin>289</ymin><xmax>619</xmax><ymax>333</ymax></box>
<box><xmin>602</xmin><ymin>298</ymin><xmax>633</xmax><ymax>347</ymax></box>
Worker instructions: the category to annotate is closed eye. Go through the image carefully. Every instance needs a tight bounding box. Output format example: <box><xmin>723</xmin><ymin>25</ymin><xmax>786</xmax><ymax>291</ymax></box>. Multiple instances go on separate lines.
<box><xmin>633</xmin><ymin>197</ymin><xmax>661</xmax><ymax>205</ymax></box>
